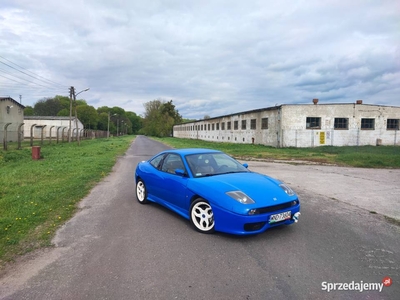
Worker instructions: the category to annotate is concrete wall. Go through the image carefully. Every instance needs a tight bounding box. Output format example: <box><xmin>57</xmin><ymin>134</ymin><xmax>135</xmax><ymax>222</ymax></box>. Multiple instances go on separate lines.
<box><xmin>173</xmin><ymin>103</ymin><xmax>400</xmax><ymax>147</ymax></box>
<box><xmin>23</xmin><ymin>117</ymin><xmax>84</xmax><ymax>139</ymax></box>
<box><xmin>280</xmin><ymin>104</ymin><xmax>400</xmax><ymax>147</ymax></box>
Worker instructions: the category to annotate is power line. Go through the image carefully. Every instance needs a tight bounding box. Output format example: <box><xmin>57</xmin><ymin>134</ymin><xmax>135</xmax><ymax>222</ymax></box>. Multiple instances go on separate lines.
<box><xmin>0</xmin><ymin>55</ymin><xmax>69</xmax><ymax>89</ymax></box>
<box><xmin>0</xmin><ymin>67</ymin><xmax>61</xmax><ymax>90</ymax></box>
<box><xmin>0</xmin><ymin>73</ymin><xmax>65</xmax><ymax>90</ymax></box>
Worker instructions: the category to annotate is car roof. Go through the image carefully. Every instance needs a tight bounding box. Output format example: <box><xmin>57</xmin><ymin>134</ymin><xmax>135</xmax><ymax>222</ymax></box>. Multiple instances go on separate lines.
<box><xmin>162</xmin><ymin>148</ymin><xmax>222</xmax><ymax>155</ymax></box>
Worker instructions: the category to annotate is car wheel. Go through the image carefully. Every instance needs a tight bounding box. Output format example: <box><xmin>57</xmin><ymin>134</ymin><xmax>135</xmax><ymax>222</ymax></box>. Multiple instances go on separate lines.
<box><xmin>190</xmin><ymin>198</ymin><xmax>215</xmax><ymax>233</ymax></box>
<box><xmin>136</xmin><ymin>179</ymin><xmax>148</xmax><ymax>204</ymax></box>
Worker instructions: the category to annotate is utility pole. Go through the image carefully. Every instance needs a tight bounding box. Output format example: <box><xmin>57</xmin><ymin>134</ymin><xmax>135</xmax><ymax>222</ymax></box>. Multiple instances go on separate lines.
<box><xmin>73</xmin><ymin>89</ymin><xmax>80</xmax><ymax>145</ymax></box>
<box><xmin>107</xmin><ymin>112</ymin><xmax>110</xmax><ymax>138</ymax></box>
<box><xmin>117</xmin><ymin>118</ymin><xmax>119</xmax><ymax>136</ymax></box>
<box><xmin>69</xmin><ymin>86</ymin><xmax>74</xmax><ymax>142</ymax></box>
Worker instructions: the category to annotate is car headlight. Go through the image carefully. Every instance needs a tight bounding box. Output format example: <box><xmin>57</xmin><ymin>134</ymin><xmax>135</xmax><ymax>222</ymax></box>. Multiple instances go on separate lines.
<box><xmin>279</xmin><ymin>183</ymin><xmax>295</xmax><ymax>196</ymax></box>
<box><xmin>226</xmin><ymin>191</ymin><xmax>255</xmax><ymax>204</ymax></box>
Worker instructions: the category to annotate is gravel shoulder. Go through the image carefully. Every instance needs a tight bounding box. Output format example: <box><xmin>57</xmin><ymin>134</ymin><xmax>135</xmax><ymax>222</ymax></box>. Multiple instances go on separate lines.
<box><xmin>245</xmin><ymin>160</ymin><xmax>400</xmax><ymax>222</ymax></box>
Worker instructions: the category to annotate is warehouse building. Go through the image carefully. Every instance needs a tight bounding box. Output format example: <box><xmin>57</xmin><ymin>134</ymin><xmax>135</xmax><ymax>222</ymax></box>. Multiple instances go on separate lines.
<box><xmin>173</xmin><ymin>99</ymin><xmax>400</xmax><ymax>147</ymax></box>
<box><xmin>23</xmin><ymin>116</ymin><xmax>84</xmax><ymax>139</ymax></box>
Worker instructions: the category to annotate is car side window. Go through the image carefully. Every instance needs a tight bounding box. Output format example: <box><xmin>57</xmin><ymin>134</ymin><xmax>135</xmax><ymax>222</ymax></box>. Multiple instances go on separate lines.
<box><xmin>149</xmin><ymin>154</ymin><xmax>165</xmax><ymax>170</ymax></box>
<box><xmin>161</xmin><ymin>154</ymin><xmax>185</xmax><ymax>175</ymax></box>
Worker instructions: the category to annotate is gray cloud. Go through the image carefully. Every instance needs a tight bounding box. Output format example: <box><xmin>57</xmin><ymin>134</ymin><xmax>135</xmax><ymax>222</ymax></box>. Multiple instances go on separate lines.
<box><xmin>1</xmin><ymin>0</ymin><xmax>399</xmax><ymax>119</ymax></box>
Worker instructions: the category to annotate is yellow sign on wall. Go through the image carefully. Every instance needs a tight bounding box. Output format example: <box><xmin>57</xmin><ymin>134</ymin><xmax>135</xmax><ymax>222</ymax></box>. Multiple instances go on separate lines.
<box><xmin>320</xmin><ymin>131</ymin><xmax>325</xmax><ymax>144</ymax></box>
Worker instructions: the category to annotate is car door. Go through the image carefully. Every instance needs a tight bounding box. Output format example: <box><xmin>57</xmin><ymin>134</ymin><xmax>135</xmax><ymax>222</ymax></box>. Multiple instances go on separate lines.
<box><xmin>144</xmin><ymin>153</ymin><xmax>168</xmax><ymax>201</ymax></box>
<box><xmin>158</xmin><ymin>154</ymin><xmax>189</xmax><ymax>213</ymax></box>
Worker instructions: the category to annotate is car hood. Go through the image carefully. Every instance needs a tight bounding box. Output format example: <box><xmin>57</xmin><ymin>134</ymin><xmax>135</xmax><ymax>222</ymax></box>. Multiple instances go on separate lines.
<box><xmin>187</xmin><ymin>172</ymin><xmax>296</xmax><ymax>208</ymax></box>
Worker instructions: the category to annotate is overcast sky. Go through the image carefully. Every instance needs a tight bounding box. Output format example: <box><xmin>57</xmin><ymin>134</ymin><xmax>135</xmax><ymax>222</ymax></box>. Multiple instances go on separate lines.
<box><xmin>1</xmin><ymin>0</ymin><xmax>399</xmax><ymax>119</ymax></box>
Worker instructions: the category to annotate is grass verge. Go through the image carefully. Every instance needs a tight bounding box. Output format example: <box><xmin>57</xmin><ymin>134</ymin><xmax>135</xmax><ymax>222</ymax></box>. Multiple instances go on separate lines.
<box><xmin>0</xmin><ymin>136</ymin><xmax>134</xmax><ymax>266</ymax></box>
<box><xmin>152</xmin><ymin>137</ymin><xmax>400</xmax><ymax>168</ymax></box>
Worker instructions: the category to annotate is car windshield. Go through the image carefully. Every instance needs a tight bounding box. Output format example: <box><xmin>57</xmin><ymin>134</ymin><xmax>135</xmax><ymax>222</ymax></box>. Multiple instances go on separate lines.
<box><xmin>185</xmin><ymin>152</ymin><xmax>249</xmax><ymax>178</ymax></box>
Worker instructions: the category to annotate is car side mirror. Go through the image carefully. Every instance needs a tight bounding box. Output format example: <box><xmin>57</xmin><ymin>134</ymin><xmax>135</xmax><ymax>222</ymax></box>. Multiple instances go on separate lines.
<box><xmin>175</xmin><ymin>169</ymin><xmax>186</xmax><ymax>176</ymax></box>
<box><xmin>242</xmin><ymin>163</ymin><xmax>249</xmax><ymax>168</ymax></box>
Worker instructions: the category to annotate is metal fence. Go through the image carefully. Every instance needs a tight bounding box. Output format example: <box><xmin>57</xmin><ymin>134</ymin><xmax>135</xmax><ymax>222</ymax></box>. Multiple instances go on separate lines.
<box><xmin>2</xmin><ymin>123</ymin><xmax>112</xmax><ymax>150</ymax></box>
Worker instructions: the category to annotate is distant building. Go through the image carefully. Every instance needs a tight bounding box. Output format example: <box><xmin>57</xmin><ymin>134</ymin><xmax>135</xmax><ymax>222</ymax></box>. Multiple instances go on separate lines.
<box><xmin>173</xmin><ymin>100</ymin><xmax>400</xmax><ymax>147</ymax></box>
<box><xmin>24</xmin><ymin>116</ymin><xmax>84</xmax><ymax>139</ymax></box>
<box><xmin>0</xmin><ymin>97</ymin><xmax>25</xmax><ymax>142</ymax></box>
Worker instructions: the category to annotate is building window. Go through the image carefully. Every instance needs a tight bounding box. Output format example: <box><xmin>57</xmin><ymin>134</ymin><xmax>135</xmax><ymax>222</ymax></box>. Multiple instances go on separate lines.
<box><xmin>241</xmin><ymin>120</ymin><xmax>246</xmax><ymax>130</ymax></box>
<box><xmin>227</xmin><ymin>121</ymin><xmax>231</xmax><ymax>130</ymax></box>
<box><xmin>250</xmin><ymin>119</ymin><xmax>256</xmax><ymax>130</ymax></box>
<box><xmin>334</xmin><ymin>118</ymin><xmax>348</xmax><ymax>130</ymax></box>
<box><xmin>221</xmin><ymin>122</ymin><xmax>225</xmax><ymax>130</ymax></box>
<box><xmin>306</xmin><ymin>117</ymin><xmax>321</xmax><ymax>129</ymax></box>
<box><xmin>261</xmin><ymin>118</ymin><xmax>268</xmax><ymax>129</ymax></box>
<box><xmin>216</xmin><ymin>123</ymin><xmax>219</xmax><ymax>130</ymax></box>
<box><xmin>387</xmin><ymin>119</ymin><xmax>399</xmax><ymax>130</ymax></box>
<box><xmin>212</xmin><ymin>124</ymin><xmax>215</xmax><ymax>130</ymax></box>
<box><xmin>208</xmin><ymin>124</ymin><xmax>210</xmax><ymax>131</ymax></box>
<box><xmin>234</xmin><ymin>121</ymin><xmax>239</xmax><ymax>130</ymax></box>
<box><xmin>361</xmin><ymin>118</ymin><xmax>375</xmax><ymax>130</ymax></box>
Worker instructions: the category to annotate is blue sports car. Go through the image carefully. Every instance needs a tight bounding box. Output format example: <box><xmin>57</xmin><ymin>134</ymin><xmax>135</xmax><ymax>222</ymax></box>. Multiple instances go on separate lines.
<box><xmin>135</xmin><ymin>149</ymin><xmax>300</xmax><ymax>235</ymax></box>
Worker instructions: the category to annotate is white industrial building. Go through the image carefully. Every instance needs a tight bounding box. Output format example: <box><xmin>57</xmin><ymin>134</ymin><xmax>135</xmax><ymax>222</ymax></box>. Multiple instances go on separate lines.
<box><xmin>23</xmin><ymin>116</ymin><xmax>84</xmax><ymax>139</ymax></box>
<box><xmin>173</xmin><ymin>100</ymin><xmax>400</xmax><ymax>147</ymax></box>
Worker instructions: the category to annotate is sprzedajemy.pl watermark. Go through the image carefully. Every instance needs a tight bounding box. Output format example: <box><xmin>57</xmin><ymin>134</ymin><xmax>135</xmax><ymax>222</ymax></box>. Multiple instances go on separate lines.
<box><xmin>322</xmin><ymin>277</ymin><xmax>393</xmax><ymax>293</ymax></box>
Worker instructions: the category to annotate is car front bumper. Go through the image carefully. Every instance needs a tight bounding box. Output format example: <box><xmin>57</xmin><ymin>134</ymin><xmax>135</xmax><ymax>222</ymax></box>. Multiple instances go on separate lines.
<box><xmin>212</xmin><ymin>203</ymin><xmax>301</xmax><ymax>235</ymax></box>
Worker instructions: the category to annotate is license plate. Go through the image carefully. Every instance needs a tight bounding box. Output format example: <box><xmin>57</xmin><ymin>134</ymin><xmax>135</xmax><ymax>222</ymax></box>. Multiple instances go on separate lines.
<box><xmin>269</xmin><ymin>211</ymin><xmax>291</xmax><ymax>224</ymax></box>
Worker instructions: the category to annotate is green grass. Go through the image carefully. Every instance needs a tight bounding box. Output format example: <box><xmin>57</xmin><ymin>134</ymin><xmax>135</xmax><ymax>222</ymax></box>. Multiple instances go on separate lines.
<box><xmin>152</xmin><ymin>137</ymin><xmax>400</xmax><ymax>168</ymax></box>
<box><xmin>0</xmin><ymin>136</ymin><xmax>134</xmax><ymax>266</ymax></box>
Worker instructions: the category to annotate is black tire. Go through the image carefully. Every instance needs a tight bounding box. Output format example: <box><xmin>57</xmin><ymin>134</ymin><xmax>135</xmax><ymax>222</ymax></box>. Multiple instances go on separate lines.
<box><xmin>136</xmin><ymin>179</ymin><xmax>149</xmax><ymax>204</ymax></box>
<box><xmin>189</xmin><ymin>198</ymin><xmax>215</xmax><ymax>233</ymax></box>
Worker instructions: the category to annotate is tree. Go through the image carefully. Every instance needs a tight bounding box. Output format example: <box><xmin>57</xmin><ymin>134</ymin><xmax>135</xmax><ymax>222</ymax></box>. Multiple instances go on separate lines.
<box><xmin>111</xmin><ymin>106</ymin><xmax>125</xmax><ymax>117</ymax></box>
<box><xmin>54</xmin><ymin>95</ymin><xmax>70</xmax><ymax>111</ymax></box>
<box><xmin>141</xmin><ymin>100</ymin><xmax>163</xmax><ymax>136</ymax></box>
<box><xmin>97</xmin><ymin>112</ymin><xmax>107</xmax><ymax>131</ymax></box>
<box><xmin>126</xmin><ymin>111</ymin><xmax>142</xmax><ymax>134</ymax></box>
<box><xmin>141</xmin><ymin>99</ymin><xmax>181</xmax><ymax>137</ymax></box>
<box><xmin>98</xmin><ymin>112</ymin><xmax>115</xmax><ymax>132</ymax></box>
<box><xmin>34</xmin><ymin>97</ymin><xmax>62</xmax><ymax>115</ymax></box>
<box><xmin>27</xmin><ymin>95</ymin><xmax>143</xmax><ymax>135</ymax></box>
<box><xmin>77</xmin><ymin>105</ymin><xmax>99</xmax><ymax>129</ymax></box>
<box><xmin>97</xmin><ymin>106</ymin><xmax>111</xmax><ymax>115</ymax></box>
<box><xmin>161</xmin><ymin>100</ymin><xmax>182</xmax><ymax>124</ymax></box>
<box><xmin>24</xmin><ymin>106</ymin><xmax>34</xmax><ymax>116</ymax></box>
<box><xmin>182</xmin><ymin>118</ymin><xmax>196</xmax><ymax>123</ymax></box>
<box><xmin>57</xmin><ymin>109</ymin><xmax>69</xmax><ymax>116</ymax></box>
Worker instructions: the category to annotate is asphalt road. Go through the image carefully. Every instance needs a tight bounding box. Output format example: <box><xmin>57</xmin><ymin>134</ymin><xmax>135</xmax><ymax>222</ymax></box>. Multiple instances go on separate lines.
<box><xmin>1</xmin><ymin>135</ymin><xmax>399</xmax><ymax>299</ymax></box>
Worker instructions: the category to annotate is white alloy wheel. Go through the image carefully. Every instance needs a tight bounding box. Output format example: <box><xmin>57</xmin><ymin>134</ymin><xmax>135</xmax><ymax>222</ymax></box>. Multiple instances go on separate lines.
<box><xmin>190</xmin><ymin>199</ymin><xmax>215</xmax><ymax>233</ymax></box>
<box><xmin>136</xmin><ymin>180</ymin><xmax>148</xmax><ymax>204</ymax></box>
